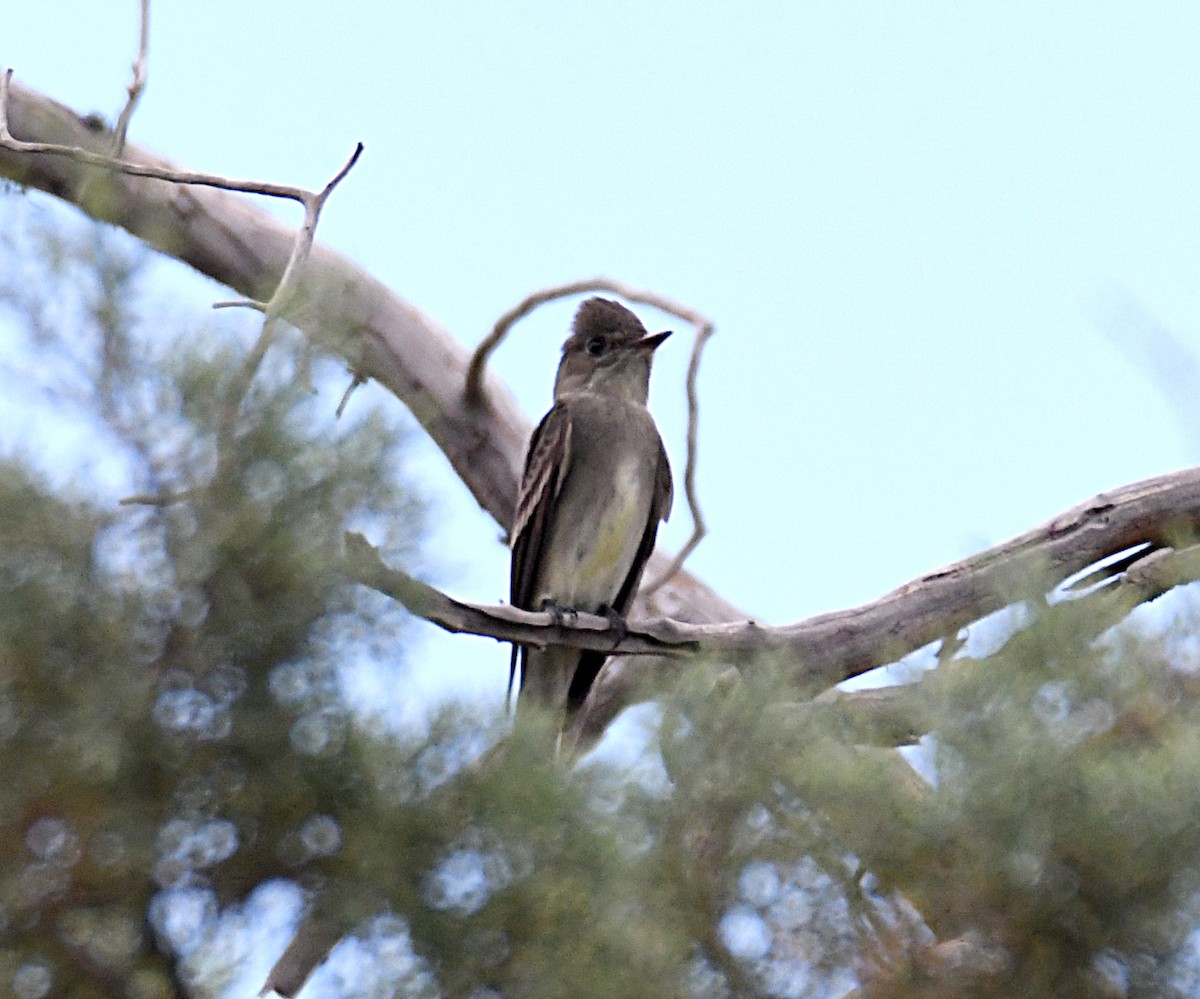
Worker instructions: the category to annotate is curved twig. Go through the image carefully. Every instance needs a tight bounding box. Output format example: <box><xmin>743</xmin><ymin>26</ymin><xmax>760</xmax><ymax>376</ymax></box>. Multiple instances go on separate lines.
<box><xmin>642</xmin><ymin>307</ymin><xmax>713</xmax><ymax>596</ymax></box>
<box><xmin>335</xmin><ymin>372</ymin><xmax>367</xmax><ymax>418</ymax></box>
<box><xmin>467</xmin><ymin>277</ymin><xmax>713</xmax><ymax>593</ymax></box>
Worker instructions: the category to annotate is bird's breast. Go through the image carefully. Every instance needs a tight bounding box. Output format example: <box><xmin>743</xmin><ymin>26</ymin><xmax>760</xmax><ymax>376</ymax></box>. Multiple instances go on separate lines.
<box><xmin>535</xmin><ymin>443</ymin><xmax>654</xmax><ymax>611</ymax></box>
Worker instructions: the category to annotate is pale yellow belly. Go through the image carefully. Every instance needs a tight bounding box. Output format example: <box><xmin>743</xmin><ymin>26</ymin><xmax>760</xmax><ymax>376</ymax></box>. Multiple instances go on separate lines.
<box><xmin>535</xmin><ymin>455</ymin><xmax>648</xmax><ymax>611</ymax></box>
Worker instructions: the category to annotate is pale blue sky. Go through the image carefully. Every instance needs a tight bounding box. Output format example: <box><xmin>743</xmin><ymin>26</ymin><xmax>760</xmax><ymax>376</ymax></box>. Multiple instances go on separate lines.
<box><xmin>7</xmin><ymin>3</ymin><xmax>1200</xmax><ymax>709</ymax></box>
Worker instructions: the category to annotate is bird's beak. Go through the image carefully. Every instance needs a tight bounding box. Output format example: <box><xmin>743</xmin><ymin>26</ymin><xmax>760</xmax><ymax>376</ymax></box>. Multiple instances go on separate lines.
<box><xmin>637</xmin><ymin>329</ymin><xmax>672</xmax><ymax>351</ymax></box>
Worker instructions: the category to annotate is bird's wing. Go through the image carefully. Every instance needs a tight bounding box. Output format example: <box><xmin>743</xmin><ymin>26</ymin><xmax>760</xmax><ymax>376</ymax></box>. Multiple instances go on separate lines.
<box><xmin>510</xmin><ymin>403</ymin><xmax>573</xmax><ymax>608</ymax></box>
<box><xmin>565</xmin><ymin>437</ymin><xmax>673</xmax><ymax>715</ymax></box>
<box><xmin>508</xmin><ymin>404</ymin><xmax>573</xmax><ymax>698</ymax></box>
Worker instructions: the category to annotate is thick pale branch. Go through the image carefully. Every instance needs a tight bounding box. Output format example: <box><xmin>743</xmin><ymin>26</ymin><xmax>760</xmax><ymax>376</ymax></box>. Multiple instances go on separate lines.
<box><xmin>571</xmin><ymin>466</ymin><xmax>1200</xmax><ymax>739</ymax></box>
<box><xmin>821</xmin><ymin>539</ymin><xmax>1200</xmax><ymax>747</ymax></box>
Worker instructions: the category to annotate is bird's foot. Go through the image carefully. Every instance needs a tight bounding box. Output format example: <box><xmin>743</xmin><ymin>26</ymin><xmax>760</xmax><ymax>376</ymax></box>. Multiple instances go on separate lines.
<box><xmin>598</xmin><ymin>605</ymin><xmax>629</xmax><ymax>650</ymax></box>
<box><xmin>539</xmin><ymin>600</ymin><xmax>579</xmax><ymax>629</ymax></box>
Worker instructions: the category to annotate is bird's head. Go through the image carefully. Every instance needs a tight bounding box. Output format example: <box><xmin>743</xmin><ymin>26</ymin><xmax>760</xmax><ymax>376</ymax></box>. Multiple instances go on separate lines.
<box><xmin>554</xmin><ymin>298</ymin><xmax>671</xmax><ymax>402</ymax></box>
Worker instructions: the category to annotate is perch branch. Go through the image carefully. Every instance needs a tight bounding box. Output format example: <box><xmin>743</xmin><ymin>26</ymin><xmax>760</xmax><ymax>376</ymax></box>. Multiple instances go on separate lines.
<box><xmin>350</xmin><ymin>464</ymin><xmax>1200</xmax><ymax>734</ymax></box>
<box><xmin>343</xmin><ymin>532</ymin><xmax>701</xmax><ymax>658</ymax></box>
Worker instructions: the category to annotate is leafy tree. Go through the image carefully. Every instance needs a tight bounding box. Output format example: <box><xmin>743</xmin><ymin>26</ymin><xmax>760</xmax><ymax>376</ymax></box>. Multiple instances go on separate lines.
<box><xmin>0</xmin><ymin>196</ymin><xmax>427</xmax><ymax>997</ymax></box>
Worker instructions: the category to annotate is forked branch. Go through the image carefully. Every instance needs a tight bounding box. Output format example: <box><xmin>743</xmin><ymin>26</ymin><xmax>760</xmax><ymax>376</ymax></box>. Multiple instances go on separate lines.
<box><xmin>2</xmin><ymin>54</ymin><xmax>364</xmax><ymax>501</ymax></box>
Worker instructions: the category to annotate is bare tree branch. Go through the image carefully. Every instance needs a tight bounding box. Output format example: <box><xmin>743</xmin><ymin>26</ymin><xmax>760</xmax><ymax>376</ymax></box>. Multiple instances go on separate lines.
<box><xmin>110</xmin><ymin>0</ymin><xmax>150</xmax><ymax>157</ymax></box>
<box><xmin>348</xmin><ymin>466</ymin><xmax>1200</xmax><ymax>747</ymax></box>
<box><xmin>216</xmin><ymin>141</ymin><xmax>364</xmax><ymax>317</ymax></box>
<box><xmin>817</xmin><ymin>539</ymin><xmax>1200</xmax><ymax>748</ymax></box>
<box><xmin>344</xmin><ymin>530</ymin><xmax>700</xmax><ymax>654</ymax></box>
<box><xmin>1</xmin><ymin>71</ymin><xmax>328</xmax><ymax>202</ymax></box>
<box><xmin>3</xmin><ymin>67</ymin><xmax>365</xmax><ymax>480</ymax></box>
<box><xmin>465</xmin><ymin>277</ymin><xmax>713</xmax><ymax>589</ymax></box>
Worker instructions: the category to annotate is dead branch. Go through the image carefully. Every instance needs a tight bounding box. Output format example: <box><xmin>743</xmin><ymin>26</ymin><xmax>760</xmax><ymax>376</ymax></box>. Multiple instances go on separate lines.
<box><xmin>3</xmin><ymin>65</ymin><xmax>364</xmax><ymax>479</ymax></box>
<box><xmin>110</xmin><ymin>0</ymin><xmax>150</xmax><ymax>157</ymax></box>
<box><xmin>347</xmin><ymin>465</ymin><xmax>1200</xmax><ymax>746</ymax></box>
<box><xmin>466</xmin><ymin>277</ymin><xmax>714</xmax><ymax>590</ymax></box>
<box><xmin>213</xmin><ymin>141</ymin><xmax>364</xmax><ymax>317</ymax></box>
<box><xmin>0</xmin><ymin>72</ymin><xmax>326</xmax><ymax>201</ymax></box>
<box><xmin>343</xmin><ymin>531</ymin><xmax>701</xmax><ymax>658</ymax></box>
<box><xmin>573</xmin><ymin>464</ymin><xmax>1200</xmax><ymax>740</ymax></box>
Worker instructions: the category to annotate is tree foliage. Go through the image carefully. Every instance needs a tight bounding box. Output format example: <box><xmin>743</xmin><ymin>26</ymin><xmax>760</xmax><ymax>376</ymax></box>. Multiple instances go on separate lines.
<box><xmin>0</xmin><ymin>195</ymin><xmax>425</xmax><ymax>997</ymax></box>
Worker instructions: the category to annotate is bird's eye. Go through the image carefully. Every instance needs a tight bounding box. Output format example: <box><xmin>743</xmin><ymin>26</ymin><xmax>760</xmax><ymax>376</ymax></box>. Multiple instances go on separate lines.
<box><xmin>586</xmin><ymin>336</ymin><xmax>606</xmax><ymax>356</ymax></box>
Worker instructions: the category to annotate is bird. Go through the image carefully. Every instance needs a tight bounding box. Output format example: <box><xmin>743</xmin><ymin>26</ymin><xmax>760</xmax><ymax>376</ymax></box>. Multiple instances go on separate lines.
<box><xmin>508</xmin><ymin>297</ymin><xmax>673</xmax><ymax>734</ymax></box>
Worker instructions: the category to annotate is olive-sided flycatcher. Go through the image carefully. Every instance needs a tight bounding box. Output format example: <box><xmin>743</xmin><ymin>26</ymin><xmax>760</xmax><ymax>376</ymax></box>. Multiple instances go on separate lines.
<box><xmin>509</xmin><ymin>297</ymin><xmax>673</xmax><ymax>729</ymax></box>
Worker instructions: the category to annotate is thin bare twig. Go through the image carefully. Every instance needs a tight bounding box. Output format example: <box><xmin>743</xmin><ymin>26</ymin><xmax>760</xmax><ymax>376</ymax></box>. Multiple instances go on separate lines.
<box><xmin>467</xmin><ymin>277</ymin><xmax>713</xmax><ymax>594</ymax></box>
<box><xmin>0</xmin><ymin>69</ymin><xmax>329</xmax><ymax>203</ymax></box>
<box><xmin>643</xmin><ymin>303</ymin><xmax>713</xmax><ymax>596</ymax></box>
<box><xmin>215</xmin><ymin>142</ymin><xmax>364</xmax><ymax>319</ymax></box>
<box><xmin>3</xmin><ymin>61</ymin><xmax>364</xmax><ymax>517</ymax></box>
<box><xmin>210</xmin><ymin>142</ymin><xmax>363</xmax><ymax>458</ymax></box>
<box><xmin>110</xmin><ymin>0</ymin><xmax>150</xmax><ymax>157</ymax></box>
<box><xmin>335</xmin><ymin>372</ymin><xmax>367</xmax><ymax>418</ymax></box>
<box><xmin>119</xmin><ymin>488</ymin><xmax>200</xmax><ymax>507</ymax></box>
<box><xmin>212</xmin><ymin>299</ymin><xmax>266</xmax><ymax>313</ymax></box>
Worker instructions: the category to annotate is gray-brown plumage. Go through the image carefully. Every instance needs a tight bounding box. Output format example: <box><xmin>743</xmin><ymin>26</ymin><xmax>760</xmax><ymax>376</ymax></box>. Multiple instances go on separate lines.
<box><xmin>509</xmin><ymin>297</ymin><xmax>673</xmax><ymax>726</ymax></box>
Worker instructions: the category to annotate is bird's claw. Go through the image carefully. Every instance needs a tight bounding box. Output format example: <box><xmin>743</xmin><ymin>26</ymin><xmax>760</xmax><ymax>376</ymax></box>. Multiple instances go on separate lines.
<box><xmin>540</xmin><ymin>600</ymin><xmax>579</xmax><ymax>629</ymax></box>
<box><xmin>600</xmin><ymin>606</ymin><xmax>629</xmax><ymax>650</ymax></box>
